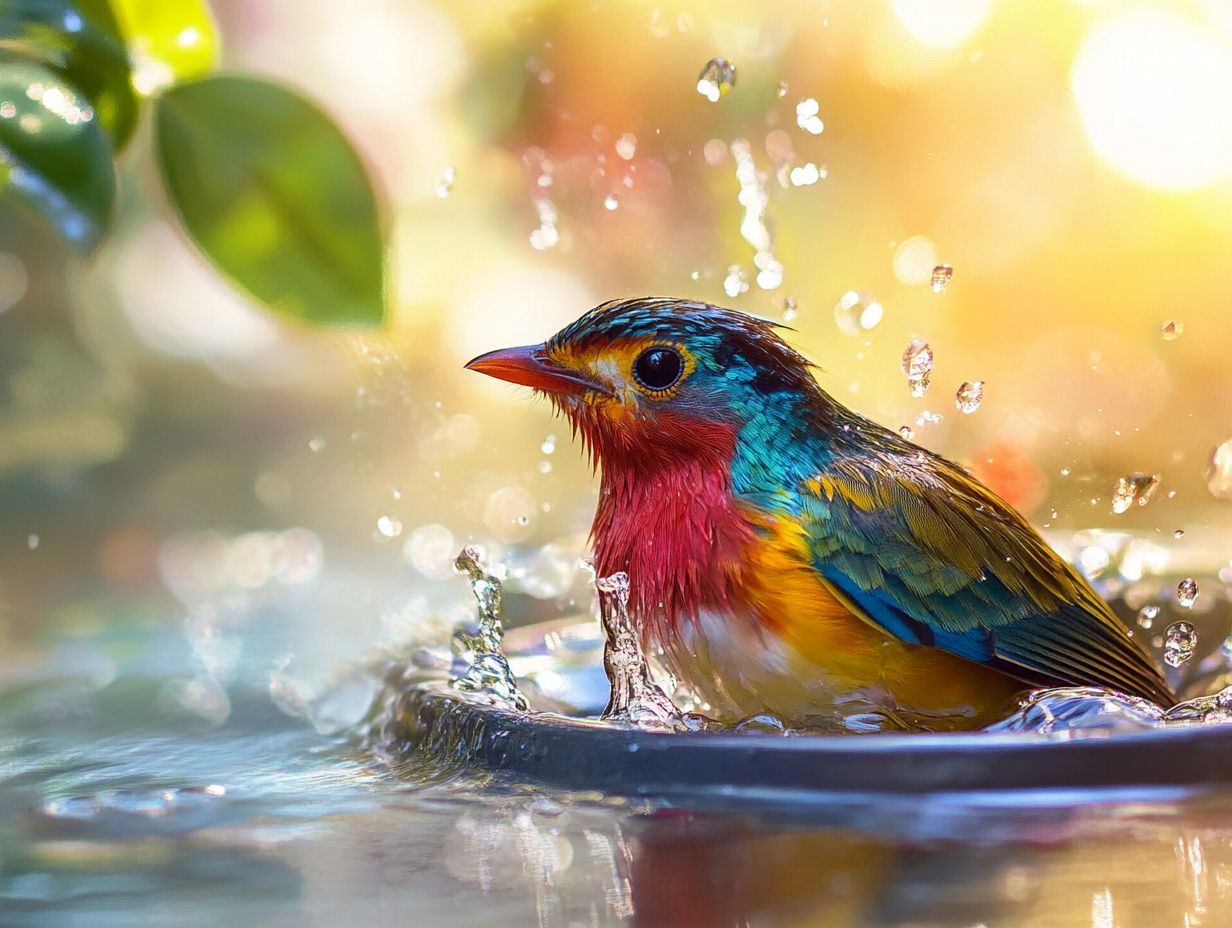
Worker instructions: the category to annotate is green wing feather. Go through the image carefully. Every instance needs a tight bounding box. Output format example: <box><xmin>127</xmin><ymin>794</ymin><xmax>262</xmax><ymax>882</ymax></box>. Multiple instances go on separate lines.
<box><xmin>800</xmin><ymin>449</ymin><xmax>1175</xmax><ymax>706</ymax></box>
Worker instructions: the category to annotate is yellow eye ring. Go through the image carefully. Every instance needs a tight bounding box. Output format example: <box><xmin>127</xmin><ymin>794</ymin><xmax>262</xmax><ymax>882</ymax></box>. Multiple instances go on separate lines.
<box><xmin>630</xmin><ymin>342</ymin><xmax>695</xmax><ymax>399</ymax></box>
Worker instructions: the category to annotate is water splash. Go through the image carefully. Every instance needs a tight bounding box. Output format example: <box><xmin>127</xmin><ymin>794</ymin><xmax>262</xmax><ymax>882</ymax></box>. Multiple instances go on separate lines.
<box><xmin>1206</xmin><ymin>439</ymin><xmax>1232</xmax><ymax>500</ymax></box>
<box><xmin>696</xmin><ymin>58</ymin><xmax>736</xmax><ymax>102</ymax></box>
<box><xmin>595</xmin><ymin>572</ymin><xmax>685</xmax><ymax>730</ymax></box>
<box><xmin>450</xmin><ymin>547</ymin><xmax>529</xmax><ymax>711</ymax></box>
<box><xmin>730</xmin><ymin>139</ymin><xmax>783</xmax><ymax>290</ymax></box>
<box><xmin>788</xmin><ymin>162</ymin><xmax>825</xmax><ymax>186</ymax></box>
<box><xmin>833</xmin><ymin>290</ymin><xmax>883</xmax><ymax>336</ymax></box>
<box><xmin>723</xmin><ymin>264</ymin><xmax>749</xmax><ymax>297</ymax></box>
<box><xmin>901</xmin><ymin>339</ymin><xmax>934</xmax><ymax>397</ymax></box>
<box><xmin>1110</xmin><ymin>473</ymin><xmax>1160</xmax><ymax>514</ymax></box>
<box><xmin>1160</xmin><ymin>319</ymin><xmax>1183</xmax><ymax>341</ymax></box>
<box><xmin>1165</xmin><ymin>621</ymin><xmax>1198</xmax><ymax>667</ymax></box>
<box><xmin>795</xmin><ymin>97</ymin><xmax>824</xmax><ymax>134</ymax></box>
<box><xmin>436</xmin><ymin>166</ymin><xmax>455</xmax><ymax>198</ymax></box>
<box><xmin>955</xmin><ymin>380</ymin><xmax>984</xmax><ymax>414</ymax></box>
<box><xmin>1137</xmin><ymin>604</ymin><xmax>1159</xmax><ymax>629</ymax></box>
<box><xmin>988</xmin><ymin>686</ymin><xmax>1165</xmax><ymax>735</ymax></box>
<box><xmin>930</xmin><ymin>263</ymin><xmax>953</xmax><ymax>293</ymax></box>
<box><xmin>1177</xmin><ymin>578</ymin><xmax>1199</xmax><ymax>609</ymax></box>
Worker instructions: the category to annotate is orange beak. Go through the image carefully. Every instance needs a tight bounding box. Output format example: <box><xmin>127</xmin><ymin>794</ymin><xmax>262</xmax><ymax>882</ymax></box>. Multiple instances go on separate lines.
<box><xmin>464</xmin><ymin>344</ymin><xmax>609</xmax><ymax>396</ymax></box>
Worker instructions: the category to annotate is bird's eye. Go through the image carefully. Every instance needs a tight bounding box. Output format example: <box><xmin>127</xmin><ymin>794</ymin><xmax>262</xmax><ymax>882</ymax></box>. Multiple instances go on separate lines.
<box><xmin>632</xmin><ymin>347</ymin><xmax>683</xmax><ymax>392</ymax></box>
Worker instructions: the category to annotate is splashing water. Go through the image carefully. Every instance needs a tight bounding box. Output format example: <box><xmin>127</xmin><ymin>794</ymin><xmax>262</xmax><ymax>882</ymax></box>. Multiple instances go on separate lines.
<box><xmin>992</xmin><ymin>684</ymin><xmax>1232</xmax><ymax>734</ymax></box>
<box><xmin>696</xmin><ymin>57</ymin><xmax>736</xmax><ymax>102</ymax></box>
<box><xmin>795</xmin><ymin>97</ymin><xmax>824</xmax><ymax>134</ymax></box>
<box><xmin>1164</xmin><ymin>621</ymin><xmax>1198</xmax><ymax>667</ymax></box>
<box><xmin>901</xmin><ymin>339</ymin><xmax>934</xmax><ymax>397</ymax></box>
<box><xmin>955</xmin><ymin>380</ymin><xmax>984</xmax><ymax>414</ymax></box>
<box><xmin>930</xmin><ymin>263</ymin><xmax>953</xmax><ymax>292</ymax></box>
<box><xmin>436</xmin><ymin>166</ymin><xmax>455</xmax><ymax>198</ymax></box>
<box><xmin>788</xmin><ymin>162</ymin><xmax>825</xmax><ymax>186</ymax></box>
<box><xmin>595</xmin><ymin>572</ymin><xmax>685</xmax><ymax>730</ymax></box>
<box><xmin>730</xmin><ymin>139</ymin><xmax>783</xmax><ymax>290</ymax></box>
<box><xmin>1206</xmin><ymin>439</ymin><xmax>1232</xmax><ymax>500</ymax></box>
<box><xmin>450</xmin><ymin>547</ymin><xmax>529</xmax><ymax>711</ymax></box>
<box><xmin>1160</xmin><ymin>319</ymin><xmax>1183</xmax><ymax>341</ymax></box>
<box><xmin>1110</xmin><ymin>473</ymin><xmax>1160</xmax><ymax>514</ymax></box>
<box><xmin>723</xmin><ymin>264</ymin><xmax>749</xmax><ymax>297</ymax></box>
<box><xmin>1177</xmin><ymin>578</ymin><xmax>1199</xmax><ymax>609</ymax></box>
<box><xmin>1137</xmin><ymin>604</ymin><xmax>1159</xmax><ymax>629</ymax></box>
<box><xmin>833</xmin><ymin>290</ymin><xmax>883</xmax><ymax>336</ymax></box>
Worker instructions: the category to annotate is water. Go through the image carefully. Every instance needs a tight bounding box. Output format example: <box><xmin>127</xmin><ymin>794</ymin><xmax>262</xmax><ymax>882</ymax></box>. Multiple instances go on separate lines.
<box><xmin>9</xmin><ymin>548</ymin><xmax>1232</xmax><ymax>928</ymax></box>
<box><xmin>901</xmin><ymin>338</ymin><xmax>933</xmax><ymax>397</ymax></box>
<box><xmin>833</xmin><ymin>290</ymin><xmax>883</xmax><ymax>335</ymax></box>
<box><xmin>794</xmin><ymin>97</ymin><xmax>824</xmax><ymax>135</ymax></box>
<box><xmin>695</xmin><ymin>58</ymin><xmax>736</xmax><ymax>102</ymax></box>
<box><xmin>1110</xmin><ymin>472</ymin><xmax>1160</xmax><ymax>514</ymax></box>
<box><xmin>955</xmin><ymin>379</ymin><xmax>984</xmax><ymax>414</ymax></box>
<box><xmin>930</xmin><ymin>262</ymin><xmax>953</xmax><ymax>292</ymax></box>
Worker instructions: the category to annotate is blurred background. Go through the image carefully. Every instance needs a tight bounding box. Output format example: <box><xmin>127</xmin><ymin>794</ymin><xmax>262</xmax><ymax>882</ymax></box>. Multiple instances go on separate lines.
<box><xmin>6</xmin><ymin>2</ymin><xmax>1232</xmax><ymax>925</ymax></box>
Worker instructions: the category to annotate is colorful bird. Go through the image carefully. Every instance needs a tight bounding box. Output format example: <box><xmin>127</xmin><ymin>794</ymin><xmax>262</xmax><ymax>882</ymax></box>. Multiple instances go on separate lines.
<box><xmin>466</xmin><ymin>298</ymin><xmax>1175</xmax><ymax>730</ymax></box>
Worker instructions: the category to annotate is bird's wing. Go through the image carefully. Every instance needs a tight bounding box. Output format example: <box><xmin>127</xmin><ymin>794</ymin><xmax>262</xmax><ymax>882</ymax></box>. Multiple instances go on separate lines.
<box><xmin>799</xmin><ymin>452</ymin><xmax>1174</xmax><ymax>705</ymax></box>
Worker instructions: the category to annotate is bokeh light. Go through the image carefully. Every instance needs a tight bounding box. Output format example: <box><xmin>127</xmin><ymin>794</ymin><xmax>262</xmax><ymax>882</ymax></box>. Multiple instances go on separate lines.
<box><xmin>1072</xmin><ymin>6</ymin><xmax>1232</xmax><ymax>191</ymax></box>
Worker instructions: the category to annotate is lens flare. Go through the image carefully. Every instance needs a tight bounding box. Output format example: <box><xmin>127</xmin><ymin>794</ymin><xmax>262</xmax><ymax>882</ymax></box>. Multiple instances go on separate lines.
<box><xmin>1072</xmin><ymin>7</ymin><xmax>1232</xmax><ymax>191</ymax></box>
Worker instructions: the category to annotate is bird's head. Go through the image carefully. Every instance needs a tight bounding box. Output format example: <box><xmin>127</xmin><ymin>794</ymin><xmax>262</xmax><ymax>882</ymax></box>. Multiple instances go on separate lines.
<box><xmin>465</xmin><ymin>297</ymin><xmax>825</xmax><ymax>472</ymax></box>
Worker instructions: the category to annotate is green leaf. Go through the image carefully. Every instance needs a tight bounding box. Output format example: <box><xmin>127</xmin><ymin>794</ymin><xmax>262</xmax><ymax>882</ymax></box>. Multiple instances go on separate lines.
<box><xmin>0</xmin><ymin>0</ymin><xmax>139</xmax><ymax>149</ymax></box>
<box><xmin>154</xmin><ymin>74</ymin><xmax>386</xmax><ymax>327</ymax></box>
<box><xmin>108</xmin><ymin>0</ymin><xmax>217</xmax><ymax>94</ymax></box>
<box><xmin>0</xmin><ymin>53</ymin><xmax>116</xmax><ymax>249</ymax></box>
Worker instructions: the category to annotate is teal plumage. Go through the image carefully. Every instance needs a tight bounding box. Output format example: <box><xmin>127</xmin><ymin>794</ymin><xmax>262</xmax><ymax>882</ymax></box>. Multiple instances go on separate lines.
<box><xmin>468</xmin><ymin>297</ymin><xmax>1176</xmax><ymax>722</ymax></box>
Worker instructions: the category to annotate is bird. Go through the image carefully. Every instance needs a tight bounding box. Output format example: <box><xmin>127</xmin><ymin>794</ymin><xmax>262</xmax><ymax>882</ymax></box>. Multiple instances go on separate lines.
<box><xmin>465</xmin><ymin>297</ymin><xmax>1175</xmax><ymax>731</ymax></box>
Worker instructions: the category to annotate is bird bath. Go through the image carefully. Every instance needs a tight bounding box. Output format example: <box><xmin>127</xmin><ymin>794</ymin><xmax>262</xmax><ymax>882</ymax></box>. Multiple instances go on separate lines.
<box><xmin>366</xmin><ymin>546</ymin><xmax>1232</xmax><ymax>804</ymax></box>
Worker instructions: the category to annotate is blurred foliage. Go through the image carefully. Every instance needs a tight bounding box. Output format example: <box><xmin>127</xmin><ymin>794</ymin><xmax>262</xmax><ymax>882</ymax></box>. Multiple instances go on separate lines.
<box><xmin>156</xmin><ymin>76</ymin><xmax>385</xmax><ymax>327</ymax></box>
<box><xmin>0</xmin><ymin>54</ymin><xmax>114</xmax><ymax>247</ymax></box>
<box><xmin>0</xmin><ymin>0</ymin><xmax>386</xmax><ymax>326</ymax></box>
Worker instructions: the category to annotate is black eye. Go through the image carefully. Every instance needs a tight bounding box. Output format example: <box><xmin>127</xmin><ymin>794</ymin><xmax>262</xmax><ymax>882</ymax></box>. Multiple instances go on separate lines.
<box><xmin>632</xmin><ymin>347</ymin><xmax>683</xmax><ymax>391</ymax></box>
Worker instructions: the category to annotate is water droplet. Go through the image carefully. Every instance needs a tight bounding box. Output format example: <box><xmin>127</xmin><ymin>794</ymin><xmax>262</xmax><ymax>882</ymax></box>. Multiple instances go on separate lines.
<box><xmin>1164</xmin><ymin>620</ymin><xmax>1197</xmax><ymax>666</ymax></box>
<box><xmin>540</xmin><ymin>434</ymin><xmax>557</xmax><ymax>454</ymax></box>
<box><xmin>788</xmin><ymin>162</ymin><xmax>824</xmax><ymax>186</ymax></box>
<box><xmin>899</xmin><ymin>425</ymin><xmax>915</xmax><ymax>439</ymax></box>
<box><xmin>955</xmin><ymin>380</ymin><xmax>984</xmax><ymax>414</ymax></box>
<box><xmin>529</xmin><ymin>197</ymin><xmax>559</xmax><ymax>250</ymax></box>
<box><xmin>308</xmin><ymin>436</ymin><xmax>326</xmax><ymax>452</ymax></box>
<box><xmin>1206</xmin><ymin>439</ymin><xmax>1232</xmax><ymax>500</ymax></box>
<box><xmin>603</xmin><ymin>193</ymin><xmax>620</xmax><ymax>211</ymax></box>
<box><xmin>723</xmin><ymin>264</ymin><xmax>749</xmax><ymax>297</ymax></box>
<box><xmin>930</xmin><ymin>263</ymin><xmax>953</xmax><ymax>293</ymax></box>
<box><xmin>1137</xmin><ymin>604</ymin><xmax>1159</xmax><ymax>629</ymax></box>
<box><xmin>27</xmin><ymin>533</ymin><xmax>39</xmax><ymax>550</ymax></box>
<box><xmin>729</xmin><ymin>139</ymin><xmax>783</xmax><ymax>291</ymax></box>
<box><xmin>782</xmin><ymin>296</ymin><xmax>798</xmax><ymax>321</ymax></box>
<box><xmin>376</xmin><ymin>515</ymin><xmax>403</xmax><ymax>538</ymax></box>
<box><xmin>1177</xmin><ymin>577</ymin><xmax>1199</xmax><ymax>608</ymax></box>
<box><xmin>795</xmin><ymin>97</ymin><xmax>824</xmax><ymax>134</ymax></box>
<box><xmin>1160</xmin><ymin>319</ymin><xmax>1183</xmax><ymax>341</ymax></box>
<box><xmin>696</xmin><ymin>58</ymin><xmax>736</xmax><ymax>102</ymax></box>
<box><xmin>833</xmin><ymin>290</ymin><xmax>884</xmax><ymax>335</ymax></box>
<box><xmin>1110</xmin><ymin>473</ymin><xmax>1160</xmax><ymax>514</ymax></box>
<box><xmin>1173</xmin><ymin>528</ymin><xmax>1185</xmax><ymax>539</ymax></box>
<box><xmin>901</xmin><ymin>339</ymin><xmax>933</xmax><ymax>396</ymax></box>
<box><xmin>915</xmin><ymin>409</ymin><xmax>943</xmax><ymax>427</ymax></box>
<box><xmin>436</xmin><ymin>166</ymin><xmax>455</xmax><ymax>198</ymax></box>
<box><xmin>615</xmin><ymin>133</ymin><xmax>637</xmax><ymax>160</ymax></box>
